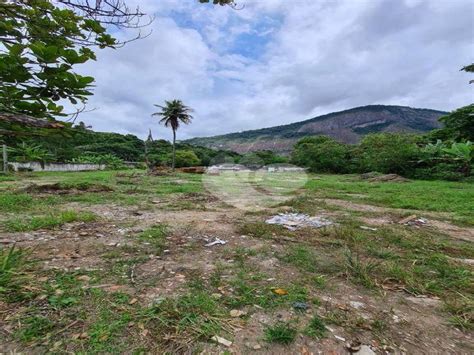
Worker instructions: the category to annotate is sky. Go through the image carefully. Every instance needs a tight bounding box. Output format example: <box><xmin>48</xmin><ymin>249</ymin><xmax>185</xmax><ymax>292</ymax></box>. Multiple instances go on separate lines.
<box><xmin>75</xmin><ymin>0</ymin><xmax>474</xmax><ymax>141</ymax></box>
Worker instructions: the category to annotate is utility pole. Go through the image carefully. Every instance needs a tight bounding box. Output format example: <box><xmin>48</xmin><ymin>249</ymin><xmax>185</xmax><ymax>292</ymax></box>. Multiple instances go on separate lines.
<box><xmin>2</xmin><ymin>144</ymin><xmax>7</xmax><ymax>173</ymax></box>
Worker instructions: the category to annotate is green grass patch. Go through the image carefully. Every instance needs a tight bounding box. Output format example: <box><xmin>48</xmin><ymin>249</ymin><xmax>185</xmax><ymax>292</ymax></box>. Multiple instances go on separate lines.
<box><xmin>4</xmin><ymin>210</ymin><xmax>97</xmax><ymax>232</ymax></box>
<box><xmin>138</xmin><ymin>224</ymin><xmax>169</xmax><ymax>254</ymax></box>
<box><xmin>264</xmin><ymin>322</ymin><xmax>297</xmax><ymax>344</ymax></box>
<box><xmin>304</xmin><ymin>315</ymin><xmax>327</xmax><ymax>339</ymax></box>
<box><xmin>305</xmin><ymin>174</ymin><xmax>474</xmax><ymax>225</ymax></box>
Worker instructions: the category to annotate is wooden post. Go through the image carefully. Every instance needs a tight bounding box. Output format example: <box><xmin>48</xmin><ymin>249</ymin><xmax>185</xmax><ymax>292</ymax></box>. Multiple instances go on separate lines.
<box><xmin>2</xmin><ymin>144</ymin><xmax>7</xmax><ymax>173</ymax></box>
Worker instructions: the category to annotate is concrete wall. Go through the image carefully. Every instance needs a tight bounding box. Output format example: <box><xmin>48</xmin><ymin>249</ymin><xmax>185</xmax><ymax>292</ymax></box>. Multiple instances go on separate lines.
<box><xmin>10</xmin><ymin>162</ymin><xmax>106</xmax><ymax>172</ymax></box>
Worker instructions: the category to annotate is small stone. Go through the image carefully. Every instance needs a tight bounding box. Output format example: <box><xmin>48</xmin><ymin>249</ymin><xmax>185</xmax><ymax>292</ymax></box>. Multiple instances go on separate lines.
<box><xmin>211</xmin><ymin>335</ymin><xmax>232</xmax><ymax>347</ymax></box>
<box><xmin>355</xmin><ymin>345</ymin><xmax>376</xmax><ymax>355</ymax></box>
<box><xmin>349</xmin><ymin>301</ymin><xmax>365</xmax><ymax>309</ymax></box>
<box><xmin>77</xmin><ymin>275</ymin><xmax>91</xmax><ymax>282</ymax></box>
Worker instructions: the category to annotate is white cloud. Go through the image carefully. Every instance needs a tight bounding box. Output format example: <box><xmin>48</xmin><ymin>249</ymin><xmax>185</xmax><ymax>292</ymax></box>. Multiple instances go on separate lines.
<box><xmin>75</xmin><ymin>0</ymin><xmax>474</xmax><ymax>140</ymax></box>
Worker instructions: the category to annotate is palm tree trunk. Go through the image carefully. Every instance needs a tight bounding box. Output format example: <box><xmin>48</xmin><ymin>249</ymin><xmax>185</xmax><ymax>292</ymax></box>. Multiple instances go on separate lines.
<box><xmin>172</xmin><ymin>129</ymin><xmax>176</xmax><ymax>171</ymax></box>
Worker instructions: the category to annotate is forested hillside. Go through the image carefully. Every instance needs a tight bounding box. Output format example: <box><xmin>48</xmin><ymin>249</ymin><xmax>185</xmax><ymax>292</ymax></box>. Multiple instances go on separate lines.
<box><xmin>186</xmin><ymin>105</ymin><xmax>446</xmax><ymax>153</ymax></box>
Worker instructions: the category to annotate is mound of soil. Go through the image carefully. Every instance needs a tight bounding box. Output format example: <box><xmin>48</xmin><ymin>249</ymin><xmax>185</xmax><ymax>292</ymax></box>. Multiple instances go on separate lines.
<box><xmin>361</xmin><ymin>172</ymin><xmax>409</xmax><ymax>182</ymax></box>
<box><xmin>24</xmin><ymin>183</ymin><xmax>114</xmax><ymax>194</ymax></box>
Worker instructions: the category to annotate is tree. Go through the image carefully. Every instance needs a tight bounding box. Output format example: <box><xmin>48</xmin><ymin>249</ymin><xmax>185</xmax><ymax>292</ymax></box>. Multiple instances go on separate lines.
<box><xmin>437</xmin><ymin>104</ymin><xmax>474</xmax><ymax>142</ymax></box>
<box><xmin>355</xmin><ymin>133</ymin><xmax>421</xmax><ymax>175</ymax></box>
<box><xmin>461</xmin><ymin>63</ymin><xmax>474</xmax><ymax>84</ymax></box>
<box><xmin>0</xmin><ymin>0</ymin><xmax>149</xmax><ymax>120</ymax></box>
<box><xmin>152</xmin><ymin>100</ymin><xmax>193</xmax><ymax>171</ymax></box>
<box><xmin>291</xmin><ymin>136</ymin><xmax>351</xmax><ymax>173</ymax></box>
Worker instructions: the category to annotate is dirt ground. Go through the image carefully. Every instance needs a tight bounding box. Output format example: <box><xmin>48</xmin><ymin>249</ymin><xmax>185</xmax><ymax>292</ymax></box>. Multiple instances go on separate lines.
<box><xmin>0</xmin><ymin>173</ymin><xmax>473</xmax><ymax>354</ymax></box>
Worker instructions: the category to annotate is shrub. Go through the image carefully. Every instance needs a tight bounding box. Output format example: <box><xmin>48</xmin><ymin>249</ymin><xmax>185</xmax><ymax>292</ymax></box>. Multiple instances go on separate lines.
<box><xmin>354</xmin><ymin>133</ymin><xmax>422</xmax><ymax>175</ymax></box>
<box><xmin>171</xmin><ymin>150</ymin><xmax>201</xmax><ymax>168</ymax></box>
<box><xmin>71</xmin><ymin>154</ymin><xmax>125</xmax><ymax>170</ymax></box>
<box><xmin>291</xmin><ymin>136</ymin><xmax>352</xmax><ymax>173</ymax></box>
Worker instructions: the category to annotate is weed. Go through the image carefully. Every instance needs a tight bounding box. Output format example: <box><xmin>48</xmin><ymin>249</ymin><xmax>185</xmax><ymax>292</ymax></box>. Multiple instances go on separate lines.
<box><xmin>16</xmin><ymin>315</ymin><xmax>55</xmax><ymax>342</ymax></box>
<box><xmin>344</xmin><ymin>248</ymin><xmax>378</xmax><ymax>288</ymax></box>
<box><xmin>264</xmin><ymin>322</ymin><xmax>297</xmax><ymax>344</ymax></box>
<box><xmin>304</xmin><ymin>315</ymin><xmax>326</xmax><ymax>339</ymax></box>
<box><xmin>139</xmin><ymin>291</ymin><xmax>227</xmax><ymax>352</ymax></box>
<box><xmin>281</xmin><ymin>245</ymin><xmax>318</xmax><ymax>272</ymax></box>
<box><xmin>0</xmin><ymin>246</ymin><xmax>34</xmax><ymax>302</ymax></box>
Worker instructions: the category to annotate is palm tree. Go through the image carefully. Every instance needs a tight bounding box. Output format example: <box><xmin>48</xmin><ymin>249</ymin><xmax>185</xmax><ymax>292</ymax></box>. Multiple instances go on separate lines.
<box><xmin>152</xmin><ymin>100</ymin><xmax>193</xmax><ymax>171</ymax></box>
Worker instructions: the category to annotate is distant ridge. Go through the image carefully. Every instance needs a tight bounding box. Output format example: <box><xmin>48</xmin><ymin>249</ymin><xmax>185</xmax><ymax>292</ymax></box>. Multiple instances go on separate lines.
<box><xmin>185</xmin><ymin>105</ymin><xmax>447</xmax><ymax>154</ymax></box>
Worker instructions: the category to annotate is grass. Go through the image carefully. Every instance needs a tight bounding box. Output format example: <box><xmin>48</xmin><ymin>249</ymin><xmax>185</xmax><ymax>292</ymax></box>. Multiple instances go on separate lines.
<box><xmin>304</xmin><ymin>315</ymin><xmax>327</xmax><ymax>339</ymax></box>
<box><xmin>264</xmin><ymin>322</ymin><xmax>297</xmax><ymax>344</ymax></box>
<box><xmin>305</xmin><ymin>174</ymin><xmax>474</xmax><ymax>225</ymax></box>
<box><xmin>281</xmin><ymin>245</ymin><xmax>318</xmax><ymax>273</ymax></box>
<box><xmin>3</xmin><ymin>210</ymin><xmax>97</xmax><ymax>232</ymax></box>
<box><xmin>0</xmin><ymin>246</ymin><xmax>34</xmax><ymax>302</ymax></box>
<box><xmin>138</xmin><ymin>224</ymin><xmax>168</xmax><ymax>254</ymax></box>
<box><xmin>1</xmin><ymin>170</ymin><xmax>473</xmax><ymax>350</ymax></box>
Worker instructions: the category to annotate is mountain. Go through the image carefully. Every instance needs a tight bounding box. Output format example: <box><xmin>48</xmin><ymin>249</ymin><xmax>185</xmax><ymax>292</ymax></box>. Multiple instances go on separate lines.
<box><xmin>185</xmin><ymin>105</ymin><xmax>447</xmax><ymax>154</ymax></box>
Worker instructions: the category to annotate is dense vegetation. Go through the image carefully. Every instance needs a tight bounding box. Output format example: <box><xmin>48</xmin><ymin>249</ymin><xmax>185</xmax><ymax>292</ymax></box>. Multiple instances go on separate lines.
<box><xmin>291</xmin><ymin>105</ymin><xmax>474</xmax><ymax>181</ymax></box>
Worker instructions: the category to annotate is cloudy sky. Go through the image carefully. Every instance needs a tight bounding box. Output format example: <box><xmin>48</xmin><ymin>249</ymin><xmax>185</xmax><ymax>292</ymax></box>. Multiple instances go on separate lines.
<box><xmin>76</xmin><ymin>0</ymin><xmax>474</xmax><ymax>140</ymax></box>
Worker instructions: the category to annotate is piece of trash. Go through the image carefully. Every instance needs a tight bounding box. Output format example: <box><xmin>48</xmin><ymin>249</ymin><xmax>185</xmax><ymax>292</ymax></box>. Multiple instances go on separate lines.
<box><xmin>205</xmin><ymin>238</ymin><xmax>227</xmax><ymax>247</ymax></box>
<box><xmin>334</xmin><ymin>335</ymin><xmax>346</xmax><ymax>342</ymax></box>
<box><xmin>272</xmin><ymin>288</ymin><xmax>288</xmax><ymax>296</ymax></box>
<box><xmin>292</xmin><ymin>301</ymin><xmax>309</xmax><ymax>311</ymax></box>
<box><xmin>359</xmin><ymin>226</ymin><xmax>377</xmax><ymax>231</ymax></box>
<box><xmin>398</xmin><ymin>215</ymin><xmax>427</xmax><ymax>226</ymax></box>
<box><xmin>211</xmin><ymin>335</ymin><xmax>233</xmax><ymax>347</ymax></box>
<box><xmin>266</xmin><ymin>213</ymin><xmax>333</xmax><ymax>230</ymax></box>
<box><xmin>346</xmin><ymin>339</ymin><xmax>361</xmax><ymax>352</ymax></box>
<box><xmin>230</xmin><ymin>309</ymin><xmax>246</xmax><ymax>317</ymax></box>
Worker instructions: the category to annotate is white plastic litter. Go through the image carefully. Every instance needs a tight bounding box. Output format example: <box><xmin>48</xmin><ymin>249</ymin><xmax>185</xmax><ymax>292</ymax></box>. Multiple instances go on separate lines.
<box><xmin>265</xmin><ymin>213</ymin><xmax>333</xmax><ymax>230</ymax></box>
<box><xmin>205</xmin><ymin>238</ymin><xmax>227</xmax><ymax>247</ymax></box>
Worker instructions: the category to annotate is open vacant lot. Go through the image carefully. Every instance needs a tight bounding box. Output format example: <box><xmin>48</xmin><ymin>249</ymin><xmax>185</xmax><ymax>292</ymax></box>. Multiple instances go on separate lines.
<box><xmin>0</xmin><ymin>171</ymin><xmax>473</xmax><ymax>353</ymax></box>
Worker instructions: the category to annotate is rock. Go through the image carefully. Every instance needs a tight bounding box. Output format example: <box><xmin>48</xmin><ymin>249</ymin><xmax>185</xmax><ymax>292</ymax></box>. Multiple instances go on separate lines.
<box><xmin>211</xmin><ymin>335</ymin><xmax>232</xmax><ymax>347</ymax></box>
<box><xmin>406</xmin><ymin>296</ymin><xmax>441</xmax><ymax>307</ymax></box>
<box><xmin>355</xmin><ymin>345</ymin><xmax>376</xmax><ymax>355</ymax></box>
<box><xmin>349</xmin><ymin>301</ymin><xmax>365</xmax><ymax>309</ymax></box>
<box><xmin>77</xmin><ymin>275</ymin><xmax>91</xmax><ymax>282</ymax></box>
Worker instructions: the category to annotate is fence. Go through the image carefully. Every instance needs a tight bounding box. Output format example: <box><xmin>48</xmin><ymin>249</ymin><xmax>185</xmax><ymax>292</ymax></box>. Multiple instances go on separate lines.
<box><xmin>9</xmin><ymin>162</ymin><xmax>106</xmax><ymax>172</ymax></box>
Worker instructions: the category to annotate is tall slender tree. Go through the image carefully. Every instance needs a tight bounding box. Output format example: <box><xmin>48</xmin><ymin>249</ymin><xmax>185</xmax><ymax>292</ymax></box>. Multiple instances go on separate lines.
<box><xmin>152</xmin><ymin>100</ymin><xmax>193</xmax><ymax>171</ymax></box>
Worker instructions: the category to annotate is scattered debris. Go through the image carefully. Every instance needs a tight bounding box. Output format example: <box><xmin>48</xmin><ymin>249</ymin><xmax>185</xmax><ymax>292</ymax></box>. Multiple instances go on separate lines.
<box><xmin>266</xmin><ymin>213</ymin><xmax>333</xmax><ymax>230</ymax></box>
<box><xmin>211</xmin><ymin>335</ymin><xmax>233</xmax><ymax>347</ymax></box>
<box><xmin>334</xmin><ymin>335</ymin><xmax>346</xmax><ymax>342</ymax></box>
<box><xmin>346</xmin><ymin>339</ymin><xmax>362</xmax><ymax>352</ymax></box>
<box><xmin>272</xmin><ymin>288</ymin><xmax>288</xmax><ymax>296</ymax></box>
<box><xmin>359</xmin><ymin>226</ymin><xmax>377</xmax><ymax>231</ymax></box>
<box><xmin>398</xmin><ymin>215</ymin><xmax>427</xmax><ymax>226</ymax></box>
<box><xmin>178</xmin><ymin>166</ymin><xmax>206</xmax><ymax>174</ymax></box>
<box><xmin>292</xmin><ymin>301</ymin><xmax>309</xmax><ymax>311</ymax></box>
<box><xmin>204</xmin><ymin>237</ymin><xmax>227</xmax><ymax>247</ymax></box>
<box><xmin>361</xmin><ymin>173</ymin><xmax>408</xmax><ymax>183</ymax></box>
<box><xmin>230</xmin><ymin>309</ymin><xmax>247</xmax><ymax>317</ymax></box>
